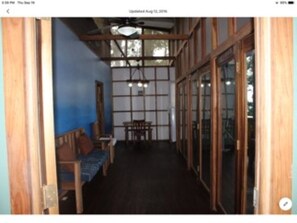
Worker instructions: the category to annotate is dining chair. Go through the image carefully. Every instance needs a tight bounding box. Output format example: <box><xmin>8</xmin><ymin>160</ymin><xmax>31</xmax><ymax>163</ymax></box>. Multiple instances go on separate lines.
<box><xmin>132</xmin><ymin>119</ymin><xmax>146</xmax><ymax>142</ymax></box>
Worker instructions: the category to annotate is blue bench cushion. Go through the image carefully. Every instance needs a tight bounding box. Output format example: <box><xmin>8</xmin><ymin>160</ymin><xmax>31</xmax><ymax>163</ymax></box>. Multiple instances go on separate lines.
<box><xmin>58</xmin><ymin>149</ymin><xmax>109</xmax><ymax>183</ymax></box>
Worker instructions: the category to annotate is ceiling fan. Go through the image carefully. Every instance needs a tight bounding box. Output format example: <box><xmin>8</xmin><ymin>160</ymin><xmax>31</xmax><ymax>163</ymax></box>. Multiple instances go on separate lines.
<box><xmin>87</xmin><ymin>18</ymin><xmax>145</xmax><ymax>37</ymax></box>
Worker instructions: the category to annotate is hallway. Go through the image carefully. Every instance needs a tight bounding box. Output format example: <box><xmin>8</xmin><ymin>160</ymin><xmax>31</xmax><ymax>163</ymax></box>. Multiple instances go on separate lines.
<box><xmin>59</xmin><ymin>141</ymin><xmax>219</xmax><ymax>214</ymax></box>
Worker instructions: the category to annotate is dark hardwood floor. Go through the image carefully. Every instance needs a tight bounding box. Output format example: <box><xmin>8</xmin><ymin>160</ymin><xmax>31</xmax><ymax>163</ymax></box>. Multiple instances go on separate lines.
<box><xmin>59</xmin><ymin>141</ymin><xmax>219</xmax><ymax>214</ymax></box>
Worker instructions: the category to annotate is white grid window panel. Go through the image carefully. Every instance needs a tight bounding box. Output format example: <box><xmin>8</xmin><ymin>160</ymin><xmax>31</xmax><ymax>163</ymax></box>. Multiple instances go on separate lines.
<box><xmin>144</xmin><ymin>81</ymin><xmax>155</xmax><ymax>95</ymax></box>
<box><xmin>157</xmin><ymin>96</ymin><xmax>169</xmax><ymax>110</ymax></box>
<box><xmin>156</xmin><ymin>67</ymin><xmax>169</xmax><ymax>80</ymax></box>
<box><xmin>143</xmin><ymin>67</ymin><xmax>155</xmax><ymax>80</ymax></box>
<box><xmin>132</xmin><ymin>112</ymin><xmax>145</xmax><ymax>120</ymax></box>
<box><xmin>157</xmin><ymin>111</ymin><xmax>169</xmax><ymax>125</ymax></box>
<box><xmin>156</xmin><ymin>82</ymin><xmax>169</xmax><ymax>94</ymax></box>
<box><xmin>169</xmin><ymin>67</ymin><xmax>175</xmax><ymax>81</ymax></box>
<box><xmin>112</xmin><ymin>68</ymin><xmax>131</xmax><ymax>81</ymax></box>
<box><xmin>132</xmin><ymin>97</ymin><xmax>144</xmax><ymax>111</ymax></box>
<box><xmin>145</xmin><ymin>112</ymin><xmax>156</xmax><ymax>125</ymax></box>
<box><xmin>113</xmin><ymin>82</ymin><xmax>130</xmax><ymax>95</ymax></box>
<box><xmin>113</xmin><ymin>97</ymin><xmax>130</xmax><ymax>111</ymax></box>
<box><xmin>145</xmin><ymin>96</ymin><xmax>156</xmax><ymax>110</ymax></box>
<box><xmin>113</xmin><ymin>112</ymin><xmax>131</xmax><ymax>126</ymax></box>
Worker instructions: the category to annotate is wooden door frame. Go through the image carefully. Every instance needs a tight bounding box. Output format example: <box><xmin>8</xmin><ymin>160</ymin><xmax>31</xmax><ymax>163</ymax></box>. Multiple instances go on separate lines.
<box><xmin>198</xmin><ymin>66</ymin><xmax>212</xmax><ymax>193</ymax></box>
<box><xmin>95</xmin><ymin>80</ymin><xmax>104</xmax><ymax>136</ymax></box>
<box><xmin>215</xmin><ymin>46</ymin><xmax>242</xmax><ymax>214</ymax></box>
<box><xmin>190</xmin><ymin>71</ymin><xmax>199</xmax><ymax>175</ymax></box>
<box><xmin>2</xmin><ymin>18</ymin><xmax>58</xmax><ymax>214</ymax></box>
<box><xmin>254</xmin><ymin>18</ymin><xmax>293</xmax><ymax>214</ymax></box>
<box><xmin>239</xmin><ymin>34</ymin><xmax>255</xmax><ymax>213</ymax></box>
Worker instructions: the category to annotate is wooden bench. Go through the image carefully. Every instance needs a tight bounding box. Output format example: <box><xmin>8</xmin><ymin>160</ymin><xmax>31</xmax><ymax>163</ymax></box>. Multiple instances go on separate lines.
<box><xmin>55</xmin><ymin>128</ymin><xmax>110</xmax><ymax>214</ymax></box>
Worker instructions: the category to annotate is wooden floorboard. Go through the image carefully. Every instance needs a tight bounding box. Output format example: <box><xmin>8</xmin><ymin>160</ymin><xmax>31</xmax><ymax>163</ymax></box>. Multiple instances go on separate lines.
<box><xmin>59</xmin><ymin>141</ymin><xmax>219</xmax><ymax>214</ymax></box>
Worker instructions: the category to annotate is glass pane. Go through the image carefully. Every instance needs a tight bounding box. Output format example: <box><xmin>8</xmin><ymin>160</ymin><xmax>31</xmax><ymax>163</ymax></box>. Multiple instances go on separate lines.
<box><xmin>220</xmin><ymin>59</ymin><xmax>236</xmax><ymax>213</ymax></box>
<box><xmin>218</xmin><ymin>18</ymin><xmax>228</xmax><ymax>45</ymax></box>
<box><xmin>144</xmin><ymin>29</ymin><xmax>169</xmax><ymax>66</ymax></box>
<box><xmin>236</xmin><ymin>18</ymin><xmax>252</xmax><ymax>31</ymax></box>
<box><xmin>191</xmin><ymin>77</ymin><xmax>199</xmax><ymax>174</ymax></box>
<box><xmin>245</xmin><ymin>50</ymin><xmax>255</xmax><ymax>214</ymax></box>
<box><xmin>201</xmin><ymin>72</ymin><xmax>211</xmax><ymax>188</ymax></box>
<box><xmin>127</xmin><ymin>40</ymin><xmax>142</xmax><ymax>57</ymax></box>
<box><xmin>205</xmin><ymin>18</ymin><xmax>212</xmax><ymax>55</ymax></box>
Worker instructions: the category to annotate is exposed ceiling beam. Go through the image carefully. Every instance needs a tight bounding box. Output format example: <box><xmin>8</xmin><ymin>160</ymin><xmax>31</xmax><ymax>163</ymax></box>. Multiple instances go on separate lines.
<box><xmin>100</xmin><ymin>56</ymin><xmax>176</xmax><ymax>61</ymax></box>
<box><xmin>80</xmin><ymin>34</ymin><xmax>189</xmax><ymax>41</ymax></box>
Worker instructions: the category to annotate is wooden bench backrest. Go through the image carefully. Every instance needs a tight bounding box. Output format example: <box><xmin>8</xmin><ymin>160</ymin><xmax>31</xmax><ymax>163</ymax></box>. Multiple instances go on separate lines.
<box><xmin>55</xmin><ymin>128</ymin><xmax>85</xmax><ymax>155</ymax></box>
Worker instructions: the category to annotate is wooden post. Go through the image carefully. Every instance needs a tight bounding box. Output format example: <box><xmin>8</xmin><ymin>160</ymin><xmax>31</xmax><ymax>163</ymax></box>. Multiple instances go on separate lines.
<box><xmin>254</xmin><ymin>17</ymin><xmax>293</xmax><ymax>214</ymax></box>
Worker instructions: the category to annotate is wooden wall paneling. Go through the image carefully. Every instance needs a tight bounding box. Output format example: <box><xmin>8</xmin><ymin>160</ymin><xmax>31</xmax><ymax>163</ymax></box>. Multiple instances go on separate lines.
<box><xmin>254</xmin><ymin>18</ymin><xmax>293</xmax><ymax>214</ymax></box>
<box><xmin>3</xmin><ymin>18</ymin><xmax>33</xmax><ymax>214</ymax></box>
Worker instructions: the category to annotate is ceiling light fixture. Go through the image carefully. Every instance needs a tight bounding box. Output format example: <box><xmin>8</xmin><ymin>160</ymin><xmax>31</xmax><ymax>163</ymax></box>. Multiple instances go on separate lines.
<box><xmin>117</xmin><ymin>24</ymin><xmax>137</xmax><ymax>36</ymax></box>
<box><xmin>126</xmin><ymin>63</ymin><xmax>149</xmax><ymax>88</ymax></box>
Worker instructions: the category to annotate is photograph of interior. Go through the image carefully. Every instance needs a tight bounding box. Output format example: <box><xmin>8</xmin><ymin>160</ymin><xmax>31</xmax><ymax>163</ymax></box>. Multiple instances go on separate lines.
<box><xmin>0</xmin><ymin>17</ymin><xmax>295</xmax><ymax>215</ymax></box>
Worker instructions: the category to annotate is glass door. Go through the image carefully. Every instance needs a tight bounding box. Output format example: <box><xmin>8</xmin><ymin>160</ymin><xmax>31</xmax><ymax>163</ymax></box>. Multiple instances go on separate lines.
<box><xmin>200</xmin><ymin>71</ymin><xmax>211</xmax><ymax>190</ymax></box>
<box><xmin>217</xmin><ymin>55</ymin><xmax>237</xmax><ymax>214</ymax></box>
<box><xmin>191</xmin><ymin>73</ymin><xmax>199</xmax><ymax>174</ymax></box>
<box><xmin>242</xmin><ymin>45</ymin><xmax>256</xmax><ymax>214</ymax></box>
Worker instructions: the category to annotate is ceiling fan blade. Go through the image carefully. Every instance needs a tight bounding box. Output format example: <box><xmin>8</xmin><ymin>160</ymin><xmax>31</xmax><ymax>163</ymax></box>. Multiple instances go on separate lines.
<box><xmin>127</xmin><ymin>32</ymin><xmax>140</xmax><ymax>39</ymax></box>
<box><xmin>87</xmin><ymin>25</ymin><xmax>112</xmax><ymax>35</ymax></box>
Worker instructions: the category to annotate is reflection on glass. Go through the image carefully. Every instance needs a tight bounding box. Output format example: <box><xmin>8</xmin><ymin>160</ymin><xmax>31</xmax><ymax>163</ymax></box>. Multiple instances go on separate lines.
<box><xmin>201</xmin><ymin>72</ymin><xmax>211</xmax><ymax>189</ymax></box>
<box><xmin>192</xmin><ymin>78</ymin><xmax>199</xmax><ymax>174</ymax></box>
<box><xmin>220</xmin><ymin>59</ymin><xmax>236</xmax><ymax>213</ymax></box>
<box><xmin>245</xmin><ymin>50</ymin><xmax>255</xmax><ymax>214</ymax></box>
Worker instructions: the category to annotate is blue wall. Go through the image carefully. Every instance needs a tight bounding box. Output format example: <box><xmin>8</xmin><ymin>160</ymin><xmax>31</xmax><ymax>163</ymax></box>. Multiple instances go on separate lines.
<box><xmin>53</xmin><ymin>19</ymin><xmax>112</xmax><ymax>136</ymax></box>
<box><xmin>292</xmin><ymin>18</ymin><xmax>297</xmax><ymax>214</ymax></box>
<box><xmin>0</xmin><ymin>20</ymin><xmax>11</xmax><ymax>214</ymax></box>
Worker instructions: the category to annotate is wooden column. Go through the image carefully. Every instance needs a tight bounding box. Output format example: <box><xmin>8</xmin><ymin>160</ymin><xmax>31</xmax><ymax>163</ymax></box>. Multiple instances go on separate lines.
<box><xmin>3</xmin><ymin>18</ymin><xmax>33</xmax><ymax>214</ymax></box>
<box><xmin>254</xmin><ymin>18</ymin><xmax>293</xmax><ymax>214</ymax></box>
<box><xmin>2</xmin><ymin>18</ymin><xmax>58</xmax><ymax>214</ymax></box>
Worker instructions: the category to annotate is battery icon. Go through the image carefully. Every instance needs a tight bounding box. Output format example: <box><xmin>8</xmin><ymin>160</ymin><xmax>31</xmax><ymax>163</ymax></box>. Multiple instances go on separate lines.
<box><xmin>288</xmin><ymin>1</ymin><xmax>294</xmax><ymax>3</ymax></box>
